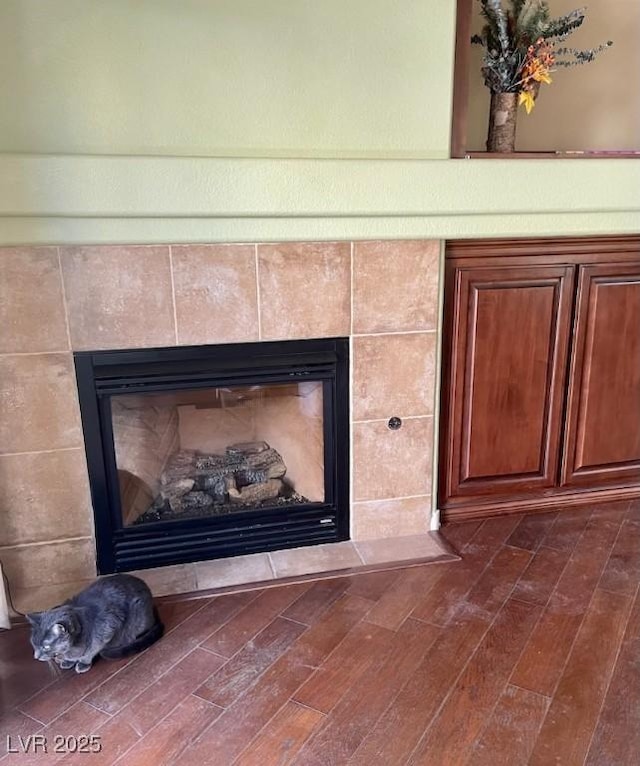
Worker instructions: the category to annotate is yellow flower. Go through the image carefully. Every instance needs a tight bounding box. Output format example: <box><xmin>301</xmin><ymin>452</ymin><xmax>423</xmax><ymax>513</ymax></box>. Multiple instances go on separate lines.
<box><xmin>519</xmin><ymin>91</ymin><xmax>535</xmax><ymax>114</ymax></box>
<box><xmin>533</xmin><ymin>68</ymin><xmax>552</xmax><ymax>84</ymax></box>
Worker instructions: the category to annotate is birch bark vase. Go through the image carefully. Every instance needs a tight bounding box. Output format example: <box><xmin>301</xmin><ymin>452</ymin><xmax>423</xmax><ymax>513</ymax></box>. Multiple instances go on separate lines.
<box><xmin>486</xmin><ymin>92</ymin><xmax>518</xmax><ymax>152</ymax></box>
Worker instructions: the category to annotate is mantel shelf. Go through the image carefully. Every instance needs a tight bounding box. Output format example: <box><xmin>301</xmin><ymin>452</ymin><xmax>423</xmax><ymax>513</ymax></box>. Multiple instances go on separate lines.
<box><xmin>0</xmin><ymin>154</ymin><xmax>638</xmax><ymax>245</ymax></box>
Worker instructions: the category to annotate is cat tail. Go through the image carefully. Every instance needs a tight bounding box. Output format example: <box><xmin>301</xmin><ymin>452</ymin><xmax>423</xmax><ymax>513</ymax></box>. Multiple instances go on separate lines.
<box><xmin>99</xmin><ymin>608</ymin><xmax>165</xmax><ymax>660</ymax></box>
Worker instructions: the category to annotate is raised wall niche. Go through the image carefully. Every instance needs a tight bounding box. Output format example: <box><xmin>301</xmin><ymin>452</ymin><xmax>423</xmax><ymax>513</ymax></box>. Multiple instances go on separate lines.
<box><xmin>451</xmin><ymin>0</ymin><xmax>640</xmax><ymax>157</ymax></box>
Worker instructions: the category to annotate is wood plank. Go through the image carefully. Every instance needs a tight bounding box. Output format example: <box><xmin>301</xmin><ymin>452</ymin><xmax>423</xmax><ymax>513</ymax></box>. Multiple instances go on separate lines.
<box><xmin>201</xmin><ymin>582</ymin><xmax>308</xmax><ymax>657</ymax></box>
<box><xmin>295</xmin><ymin>618</ymin><xmax>440</xmax><ymax>765</ymax></box>
<box><xmin>511</xmin><ymin>512</ymin><xmax>623</xmax><ymax>696</ymax></box>
<box><xmin>599</xmin><ymin>514</ymin><xmax>640</xmax><ymax>596</ymax></box>
<box><xmin>293</xmin><ymin>621</ymin><xmax>394</xmax><ymax>713</ymax></box>
<box><xmin>467</xmin><ymin>685</ymin><xmax>550</xmax><ymax>766</ymax></box>
<box><xmin>529</xmin><ymin>588</ymin><xmax>632</xmax><ymax>766</ymax></box>
<box><xmin>411</xmin><ymin>515</ymin><xmax>524</xmax><ymax>624</ymax></box>
<box><xmin>233</xmin><ymin>701</ymin><xmax>324</xmax><ymax>766</ymax></box>
<box><xmin>511</xmin><ymin>545</ymin><xmax>571</xmax><ymax>606</ymax></box>
<box><xmin>58</xmin><ymin>713</ymin><xmax>140</xmax><ymax>766</ymax></box>
<box><xmin>113</xmin><ymin>695</ymin><xmax>222</xmax><ymax>766</ymax></box>
<box><xmin>181</xmin><ymin>594</ymin><xmax>373</xmax><ymax>765</ymax></box>
<box><xmin>414</xmin><ymin>544</ymin><xmax>532</xmax><ymax>626</ymax></box>
<box><xmin>0</xmin><ymin>709</ymin><xmax>42</xmax><ymax>756</ymax></box>
<box><xmin>543</xmin><ymin>507</ymin><xmax>592</xmax><ymax>551</ymax></box>
<box><xmin>2</xmin><ymin>503</ymin><xmax>637</xmax><ymax>766</ymax></box>
<box><xmin>585</xmin><ymin>588</ymin><xmax>640</xmax><ymax>766</ymax></box>
<box><xmin>628</xmin><ymin>498</ymin><xmax>640</xmax><ymax>520</ymax></box>
<box><xmin>346</xmin><ymin>569</ymin><xmax>401</xmax><ymax>601</ymax></box>
<box><xmin>3</xmin><ymin>701</ymin><xmax>109</xmax><ymax>766</ymax></box>
<box><xmin>406</xmin><ymin>599</ymin><xmax>542</xmax><ymax>766</ymax></box>
<box><xmin>458</xmin><ymin>546</ymin><xmax>533</xmax><ymax>621</ymax></box>
<box><xmin>194</xmin><ymin>616</ymin><xmax>306</xmax><ymax>708</ymax></box>
<box><xmin>288</xmin><ymin>595</ymin><xmax>374</xmax><ymax>667</ymax></box>
<box><xmin>85</xmin><ymin>591</ymin><xmax>253</xmax><ymax>714</ymax></box>
<box><xmin>440</xmin><ymin>519</ymin><xmax>484</xmax><ymax>551</ymax></box>
<box><xmin>17</xmin><ymin>599</ymin><xmax>210</xmax><ymax>725</ymax></box>
<box><xmin>506</xmin><ymin>512</ymin><xmax>558</xmax><ymax>551</ymax></box>
<box><xmin>349</xmin><ymin>543</ymin><xmax>531</xmax><ymax>766</ymax></box>
<box><xmin>18</xmin><ymin>653</ymin><xmax>131</xmax><ymax>725</ymax></box>
<box><xmin>180</xmin><ymin>652</ymin><xmax>313</xmax><ymax>766</ymax></box>
<box><xmin>364</xmin><ymin>565</ymin><xmax>445</xmax><ymax>630</ymax></box>
<box><xmin>281</xmin><ymin>578</ymin><xmax>350</xmax><ymax>625</ymax></box>
<box><xmin>154</xmin><ymin>598</ymin><xmax>207</xmax><ymax>632</ymax></box>
<box><xmin>0</xmin><ymin>625</ymin><xmax>58</xmax><ymax>714</ymax></box>
<box><xmin>117</xmin><ymin>647</ymin><xmax>225</xmax><ymax>736</ymax></box>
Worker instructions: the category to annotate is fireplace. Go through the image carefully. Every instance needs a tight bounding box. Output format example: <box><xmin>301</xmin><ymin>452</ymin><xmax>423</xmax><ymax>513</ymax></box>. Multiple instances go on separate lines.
<box><xmin>74</xmin><ymin>338</ymin><xmax>349</xmax><ymax>573</ymax></box>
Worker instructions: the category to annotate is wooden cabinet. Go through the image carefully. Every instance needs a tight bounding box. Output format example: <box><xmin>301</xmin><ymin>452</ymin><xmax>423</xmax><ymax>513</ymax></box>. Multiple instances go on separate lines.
<box><xmin>562</xmin><ymin>263</ymin><xmax>640</xmax><ymax>488</ymax></box>
<box><xmin>440</xmin><ymin>237</ymin><xmax>640</xmax><ymax>521</ymax></box>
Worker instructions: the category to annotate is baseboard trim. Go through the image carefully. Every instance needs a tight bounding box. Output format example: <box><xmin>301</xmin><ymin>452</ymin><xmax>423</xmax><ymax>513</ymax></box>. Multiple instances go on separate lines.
<box><xmin>441</xmin><ymin>486</ymin><xmax>640</xmax><ymax>523</ymax></box>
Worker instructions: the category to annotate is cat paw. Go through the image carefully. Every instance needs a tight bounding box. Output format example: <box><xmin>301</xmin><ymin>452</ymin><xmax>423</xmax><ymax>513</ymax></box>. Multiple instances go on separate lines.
<box><xmin>58</xmin><ymin>659</ymin><xmax>76</xmax><ymax>670</ymax></box>
<box><xmin>74</xmin><ymin>661</ymin><xmax>92</xmax><ymax>673</ymax></box>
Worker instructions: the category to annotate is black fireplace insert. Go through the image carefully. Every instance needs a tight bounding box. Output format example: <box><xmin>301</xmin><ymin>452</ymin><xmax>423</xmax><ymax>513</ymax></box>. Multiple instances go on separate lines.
<box><xmin>74</xmin><ymin>338</ymin><xmax>349</xmax><ymax>573</ymax></box>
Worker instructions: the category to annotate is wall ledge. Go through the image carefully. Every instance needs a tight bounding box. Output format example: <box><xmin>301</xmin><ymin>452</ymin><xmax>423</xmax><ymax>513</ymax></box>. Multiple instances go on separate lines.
<box><xmin>1</xmin><ymin>154</ymin><xmax>638</xmax><ymax>244</ymax></box>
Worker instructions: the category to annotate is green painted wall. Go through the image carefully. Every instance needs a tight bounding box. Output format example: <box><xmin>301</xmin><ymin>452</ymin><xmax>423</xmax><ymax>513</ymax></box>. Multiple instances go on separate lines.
<box><xmin>0</xmin><ymin>0</ymin><xmax>455</xmax><ymax>159</ymax></box>
<box><xmin>0</xmin><ymin>0</ymin><xmax>638</xmax><ymax>245</ymax></box>
<box><xmin>1</xmin><ymin>155</ymin><xmax>638</xmax><ymax>244</ymax></box>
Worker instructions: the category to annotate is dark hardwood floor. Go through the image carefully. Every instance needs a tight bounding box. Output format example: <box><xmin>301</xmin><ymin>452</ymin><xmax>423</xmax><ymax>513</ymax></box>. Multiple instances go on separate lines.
<box><xmin>1</xmin><ymin>500</ymin><xmax>639</xmax><ymax>765</ymax></box>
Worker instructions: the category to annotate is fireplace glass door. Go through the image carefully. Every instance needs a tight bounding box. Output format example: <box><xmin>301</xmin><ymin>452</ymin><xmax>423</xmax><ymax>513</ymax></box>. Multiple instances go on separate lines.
<box><xmin>112</xmin><ymin>381</ymin><xmax>326</xmax><ymax>526</ymax></box>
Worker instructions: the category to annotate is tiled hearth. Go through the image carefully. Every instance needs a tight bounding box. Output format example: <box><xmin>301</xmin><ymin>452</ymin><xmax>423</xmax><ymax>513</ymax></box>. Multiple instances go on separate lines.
<box><xmin>0</xmin><ymin>240</ymin><xmax>442</xmax><ymax>611</ymax></box>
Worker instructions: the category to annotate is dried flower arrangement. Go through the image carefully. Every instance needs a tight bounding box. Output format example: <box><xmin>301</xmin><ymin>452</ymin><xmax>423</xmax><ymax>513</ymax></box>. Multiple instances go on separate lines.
<box><xmin>471</xmin><ymin>1</ymin><xmax>612</xmax><ymax>151</ymax></box>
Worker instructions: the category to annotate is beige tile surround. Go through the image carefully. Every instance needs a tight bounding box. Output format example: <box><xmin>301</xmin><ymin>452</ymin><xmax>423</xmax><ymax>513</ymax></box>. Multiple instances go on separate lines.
<box><xmin>0</xmin><ymin>240</ymin><xmax>442</xmax><ymax>611</ymax></box>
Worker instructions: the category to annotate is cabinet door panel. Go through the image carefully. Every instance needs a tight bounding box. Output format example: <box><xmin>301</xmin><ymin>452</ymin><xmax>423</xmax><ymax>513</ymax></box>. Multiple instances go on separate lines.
<box><xmin>442</xmin><ymin>264</ymin><xmax>574</xmax><ymax>503</ymax></box>
<box><xmin>562</xmin><ymin>262</ymin><xmax>640</xmax><ymax>488</ymax></box>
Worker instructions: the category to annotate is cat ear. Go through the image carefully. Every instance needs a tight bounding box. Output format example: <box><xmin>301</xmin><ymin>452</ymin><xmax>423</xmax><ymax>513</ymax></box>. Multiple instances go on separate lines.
<box><xmin>51</xmin><ymin>623</ymin><xmax>67</xmax><ymax>637</ymax></box>
<box><xmin>25</xmin><ymin>612</ymin><xmax>41</xmax><ymax>625</ymax></box>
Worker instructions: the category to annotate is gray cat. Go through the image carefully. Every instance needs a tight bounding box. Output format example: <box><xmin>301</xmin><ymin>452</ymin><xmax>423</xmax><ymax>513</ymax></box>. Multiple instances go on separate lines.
<box><xmin>27</xmin><ymin>574</ymin><xmax>164</xmax><ymax>673</ymax></box>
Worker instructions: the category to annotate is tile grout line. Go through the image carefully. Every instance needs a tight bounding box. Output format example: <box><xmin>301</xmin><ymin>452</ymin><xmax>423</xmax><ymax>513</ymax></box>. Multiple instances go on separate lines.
<box><xmin>352</xmin><ymin>328</ymin><xmax>438</xmax><ymax>337</ymax></box>
<box><xmin>353</xmin><ymin>413</ymin><xmax>434</xmax><ymax>424</ymax></box>
<box><xmin>168</xmin><ymin>246</ymin><xmax>180</xmax><ymax>345</ymax></box>
<box><xmin>0</xmin><ymin>446</ymin><xmax>83</xmax><ymax>458</ymax></box>
<box><xmin>351</xmin><ymin>541</ymin><xmax>366</xmax><ymax>566</ymax></box>
<box><xmin>0</xmin><ymin>535</ymin><xmax>93</xmax><ymax>551</ymax></box>
<box><xmin>254</xmin><ymin>244</ymin><xmax>262</xmax><ymax>340</ymax></box>
<box><xmin>353</xmin><ymin>492</ymin><xmax>432</xmax><ymax>505</ymax></box>
<box><xmin>0</xmin><ymin>350</ymin><xmax>77</xmax><ymax>357</ymax></box>
<box><xmin>56</xmin><ymin>246</ymin><xmax>73</xmax><ymax>352</ymax></box>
